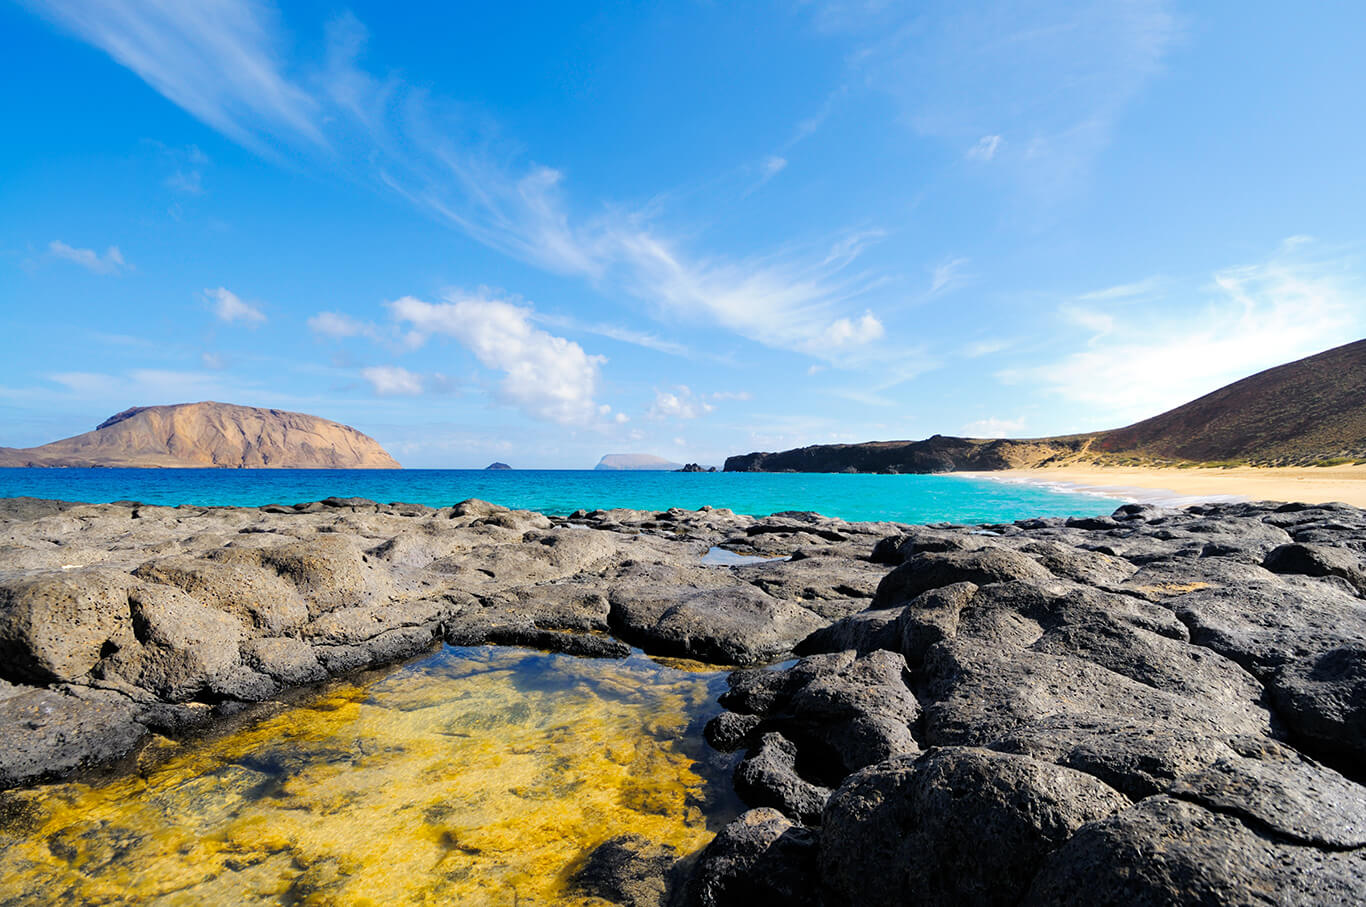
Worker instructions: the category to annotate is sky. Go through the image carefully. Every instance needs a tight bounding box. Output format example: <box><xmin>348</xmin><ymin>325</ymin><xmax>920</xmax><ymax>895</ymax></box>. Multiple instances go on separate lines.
<box><xmin>1</xmin><ymin>1</ymin><xmax>1363</xmax><ymax>468</ymax></box>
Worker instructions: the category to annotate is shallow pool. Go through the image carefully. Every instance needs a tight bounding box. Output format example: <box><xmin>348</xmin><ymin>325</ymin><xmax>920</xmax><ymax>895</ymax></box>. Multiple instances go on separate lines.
<box><xmin>0</xmin><ymin>646</ymin><xmax>740</xmax><ymax>905</ymax></box>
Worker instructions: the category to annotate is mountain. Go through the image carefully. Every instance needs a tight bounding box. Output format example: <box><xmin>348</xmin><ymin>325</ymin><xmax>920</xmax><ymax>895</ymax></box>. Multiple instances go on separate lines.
<box><xmin>594</xmin><ymin>454</ymin><xmax>685</xmax><ymax>471</ymax></box>
<box><xmin>1089</xmin><ymin>338</ymin><xmax>1366</xmax><ymax>465</ymax></box>
<box><xmin>726</xmin><ymin>339</ymin><xmax>1366</xmax><ymax>473</ymax></box>
<box><xmin>0</xmin><ymin>402</ymin><xmax>401</xmax><ymax>469</ymax></box>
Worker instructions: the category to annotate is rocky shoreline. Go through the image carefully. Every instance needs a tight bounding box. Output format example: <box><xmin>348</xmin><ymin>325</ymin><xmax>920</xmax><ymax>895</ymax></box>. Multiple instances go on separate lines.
<box><xmin>1</xmin><ymin>495</ymin><xmax>1364</xmax><ymax>904</ymax></box>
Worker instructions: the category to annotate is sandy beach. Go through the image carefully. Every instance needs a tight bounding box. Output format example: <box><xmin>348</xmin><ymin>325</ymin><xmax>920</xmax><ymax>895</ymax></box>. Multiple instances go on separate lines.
<box><xmin>955</xmin><ymin>464</ymin><xmax>1366</xmax><ymax>508</ymax></box>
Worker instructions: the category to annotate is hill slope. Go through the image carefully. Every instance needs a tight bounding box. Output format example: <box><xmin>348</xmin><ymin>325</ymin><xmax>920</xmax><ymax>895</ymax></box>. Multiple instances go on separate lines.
<box><xmin>0</xmin><ymin>402</ymin><xmax>401</xmax><ymax>468</ymax></box>
<box><xmin>1092</xmin><ymin>338</ymin><xmax>1366</xmax><ymax>464</ymax></box>
<box><xmin>725</xmin><ymin>339</ymin><xmax>1366</xmax><ymax>473</ymax></box>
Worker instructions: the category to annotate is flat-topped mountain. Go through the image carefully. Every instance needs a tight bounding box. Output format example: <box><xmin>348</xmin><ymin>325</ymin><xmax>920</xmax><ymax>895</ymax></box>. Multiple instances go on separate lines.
<box><xmin>0</xmin><ymin>402</ymin><xmax>400</xmax><ymax>469</ymax></box>
<box><xmin>726</xmin><ymin>339</ymin><xmax>1366</xmax><ymax>473</ymax></box>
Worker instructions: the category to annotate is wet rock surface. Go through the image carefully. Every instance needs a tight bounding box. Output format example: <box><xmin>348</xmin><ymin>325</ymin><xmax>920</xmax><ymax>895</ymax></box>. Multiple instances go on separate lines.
<box><xmin>2</xmin><ymin>496</ymin><xmax>1366</xmax><ymax>904</ymax></box>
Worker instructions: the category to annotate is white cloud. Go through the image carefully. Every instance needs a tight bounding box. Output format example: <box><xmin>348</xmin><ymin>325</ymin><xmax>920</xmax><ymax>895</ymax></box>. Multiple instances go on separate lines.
<box><xmin>309</xmin><ymin>311</ymin><xmax>374</xmax><ymax>338</ymax></box>
<box><xmin>614</xmin><ymin>412</ymin><xmax>630</xmax><ymax>424</ymax></box>
<box><xmin>361</xmin><ymin>365</ymin><xmax>423</xmax><ymax>396</ymax></box>
<box><xmin>48</xmin><ymin>241</ymin><xmax>128</xmax><ymax>275</ymax></box>
<box><xmin>1002</xmin><ymin>241</ymin><xmax>1364</xmax><ymax>425</ymax></box>
<box><xmin>648</xmin><ymin>386</ymin><xmax>714</xmax><ymax>421</ymax></box>
<box><xmin>967</xmin><ymin>135</ymin><xmax>1002</xmax><ymax>160</ymax></box>
<box><xmin>710</xmin><ymin>390</ymin><xmax>752</xmax><ymax>401</ymax></box>
<box><xmin>961</xmin><ymin>416</ymin><xmax>1026</xmax><ymax>438</ymax></box>
<box><xmin>201</xmin><ymin>352</ymin><xmax>226</xmax><ymax>370</ymax></box>
<box><xmin>205</xmin><ymin>287</ymin><xmax>266</xmax><ymax>324</ymax></box>
<box><xmin>819</xmin><ymin>311</ymin><xmax>884</xmax><ymax>348</ymax></box>
<box><xmin>390</xmin><ymin>294</ymin><xmax>605</xmax><ymax>424</ymax></box>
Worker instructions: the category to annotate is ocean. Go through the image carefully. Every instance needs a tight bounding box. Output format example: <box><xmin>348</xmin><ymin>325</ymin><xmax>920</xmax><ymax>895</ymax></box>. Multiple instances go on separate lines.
<box><xmin>0</xmin><ymin>467</ymin><xmax>1125</xmax><ymax>524</ymax></box>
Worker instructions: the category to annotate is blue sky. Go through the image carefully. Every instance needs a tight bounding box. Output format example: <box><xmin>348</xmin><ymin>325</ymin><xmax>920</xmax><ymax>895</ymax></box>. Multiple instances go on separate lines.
<box><xmin>2</xmin><ymin>1</ymin><xmax>1363</xmax><ymax>468</ymax></box>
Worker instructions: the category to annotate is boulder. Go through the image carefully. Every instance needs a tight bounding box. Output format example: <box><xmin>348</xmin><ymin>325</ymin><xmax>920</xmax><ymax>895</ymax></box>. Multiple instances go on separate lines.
<box><xmin>820</xmin><ymin>748</ymin><xmax>1129</xmax><ymax>906</ymax></box>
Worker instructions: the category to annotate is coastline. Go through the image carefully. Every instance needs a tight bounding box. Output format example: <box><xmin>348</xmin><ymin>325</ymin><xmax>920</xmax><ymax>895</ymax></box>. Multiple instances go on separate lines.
<box><xmin>954</xmin><ymin>463</ymin><xmax>1366</xmax><ymax>508</ymax></box>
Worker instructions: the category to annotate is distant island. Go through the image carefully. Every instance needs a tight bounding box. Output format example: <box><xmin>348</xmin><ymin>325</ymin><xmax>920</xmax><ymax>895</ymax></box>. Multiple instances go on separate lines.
<box><xmin>677</xmin><ymin>463</ymin><xmax>717</xmax><ymax>472</ymax></box>
<box><xmin>485</xmin><ymin>462</ymin><xmax>512</xmax><ymax>470</ymax></box>
<box><xmin>725</xmin><ymin>339</ymin><xmax>1366</xmax><ymax>474</ymax></box>
<box><xmin>0</xmin><ymin>402</ymin><xmax>400</xmax><ymax>469</ymax></box>
<box><xmin>595</xmin><ymin>454</ymin><xmax>684</xmax><ymax>471</ymax></box>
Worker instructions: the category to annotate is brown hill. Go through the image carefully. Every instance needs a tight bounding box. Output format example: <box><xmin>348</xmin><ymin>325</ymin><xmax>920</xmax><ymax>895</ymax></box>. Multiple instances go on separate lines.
<box><xmin>0</xmin><ymin>402</ymin><xmax>401</xmax><ymax>469</ymax></box>
<box><xmin>1091</xmin><ymin>338</ymin><xmax>1366</xmax><ymax>465</ymax></box>
<box><xmin>725</xmin><ymin>339</ymin><xmax>1366</xmax><ymax>473</ymax></box>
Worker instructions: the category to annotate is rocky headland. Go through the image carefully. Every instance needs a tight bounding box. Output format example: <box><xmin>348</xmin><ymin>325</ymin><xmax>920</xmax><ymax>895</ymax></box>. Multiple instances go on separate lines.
<box><xmin>0</xmin><ymin>402</ymin><xmax>400</xmax><ymax>468</ymax></box>
<box><xmin>1</xmin><ymin>495</ymin><xmax>1364</xmax><ymax>904</ymax></box>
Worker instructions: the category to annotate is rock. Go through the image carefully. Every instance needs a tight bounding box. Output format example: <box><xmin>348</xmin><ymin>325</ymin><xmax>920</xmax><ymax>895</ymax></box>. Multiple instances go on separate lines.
<box><xmin>568</xmin><ymin>834</ymin><xmax>679</xmax><ymax>907</ymax></box>
<box><xmin>133</xmin><ymin>557</ymin><xmax>309</xmax><ymax>635</ymax></box>
<box><xmin>1264</xmin><ymin>542</ymin><xmax>1366</xmax><ymax>594</ymax></box>
<box><xmin>1267</xmin><ymin>644</ymin><xmax>1366</xmax><ymax>770</ymax></box>
<box><xmin>0</xmin><ymin>683</ymin><xmax>147</xmax><ymax>788</ymax></box>
<box><xmin>820</xmin><ymin>748</ymin><xmax>1129</xmax><ymax>906</ymax></box>
<box><xmin>734</xmin><ymin>732</ymin><xmax>831</xmax><ymax>824</ymax></box>
<box><xmin>872</xmin><ymin>548</ymin><xmax>1052</xmax><ymax>608</ymax></box>
<box><xmin>484</xmin><ymin>462</ymin><xmax>512</xmax><ymax>470</ymax></box>
<box><xmin>704</xmin><ymin>711</ymin><xmax>763</xmax><ymax>752</ymax></box>
<box><xmin>0</xmin><ymin>569</ymin><xmax>136</xmax><ymax>684</ymax></box>
<box><xmin>100</xmin><ymin>584</ymin><xmax>244</xmax><ymax>701</ymax></box>
<box><xmin>685</xmin><ymin>808</ymin><xmax>820</xmax><ymax>907</ymax></box>
<box><xmin>610</xmin><ymin>577</ymin><xmax>823</xmax><ymax>664</ymax></box>
<box><xmin>241</xmin><ymin>636</ymin><xmax>326</xmax><ymax>686</ymax></box>
<box><xmin>1167</xmin><ymin>743</ymin><xmax>1366</xmax><ymax>848</ymax></box>
<box><xmin>1024</xmin><ymin>796</ymin><xmax>1366</xmax><ymax>906</ymax></box>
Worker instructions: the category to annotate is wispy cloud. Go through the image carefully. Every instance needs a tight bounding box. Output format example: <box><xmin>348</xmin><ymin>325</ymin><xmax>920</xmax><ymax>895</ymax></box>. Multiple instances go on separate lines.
<box><xmin>810</xmin><ymin>0</ymin><xmax>1178</xmax><ymax>197</ymax></box>
<box><xmin>966</xmin><ymin>135</ymin><xmax>1002</xmax><ymax>161</ymax></box>
<box><xmin>205</xmin><ymin>287</ymin><xmax>266</xmax><ymax>325</ymax></box>
<box><xmin>48</xmin><ymin>241</ymin><xmax>129</xmax><ymax>274</ymax></box>
<box><xmin>536</xmin><ymin>314</ymin><xmax>692</xmax><ymax>358</ymax></box>
<box><xmin>308</xmin><ymin>311</ymin><xmax>375</xmax><ymax>339</ymax></box>
<box><xmin>26</xmin><ymin>2</ymin><xmax>888</xmax><ymax>363</ymax></box>
<box><xmin>1001</xmin><ymin>239</ymin><xmax>1364</xmax><ymax>425</ymax></box>
<box><xmin>963</xmin><ymin>337</ymin><xmax>1014</xmax><ymax>358</ymax></box>
<box><xmin>961</xmin><ymin>416</ymin><xmax>1026</xmax><ymax>437</ymax></box>
<box><xmin>25</xmin><ymin>0</ymin><xmax>323</xmax><ymax>157</ymax></box>
<box><xmin>1076</xmin><ymin>275</ymin><xmax>1164</xmax><ymax>301</ymax></box>
<box><xmin>390</xmin><ymin>293</ymin><xmax>606</xmax><ymax>425</ymax></box>
<box><xmin>929</xmin><ymin>256</ymin><xmax>971</xmax><ymax>295</ymax></box>
<box><xmin>46</xmin><ymin>368</ymin><xmax>256</xmax><ymax>403</ymax></box>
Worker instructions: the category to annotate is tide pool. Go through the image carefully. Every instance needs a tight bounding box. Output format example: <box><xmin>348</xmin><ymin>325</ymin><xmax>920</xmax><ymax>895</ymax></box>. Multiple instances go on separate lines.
<box><xmin>0</xmin><ymin>468</ymin><xmax>1125</xmax><ymax>525</ymax></box>
<box><xmin>0</xmin><ymin>646</ymin><xmax>739</xmax><ymax>905</ymax></box>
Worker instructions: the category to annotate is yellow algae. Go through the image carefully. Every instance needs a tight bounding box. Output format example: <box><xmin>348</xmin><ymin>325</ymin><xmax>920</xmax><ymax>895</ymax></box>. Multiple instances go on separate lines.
<box><xmin>0</xmin><ymin>646</ymin><xmax>740</xmax><ymax>906</ymax></box>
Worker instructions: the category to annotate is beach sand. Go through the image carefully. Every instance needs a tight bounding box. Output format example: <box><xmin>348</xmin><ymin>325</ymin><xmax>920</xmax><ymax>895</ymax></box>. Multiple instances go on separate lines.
<box><xmin>954</xmin><ymin>464</ymin><xmax>1366</xmax><ymax>508</ymax></box>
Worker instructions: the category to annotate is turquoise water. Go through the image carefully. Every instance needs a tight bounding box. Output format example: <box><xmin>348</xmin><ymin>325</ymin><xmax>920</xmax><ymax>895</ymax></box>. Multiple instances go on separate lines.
<box><xmin>0</xmin><ymin>468</ymin><xmax>1122</xmax><ymax>524</ymax></box>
